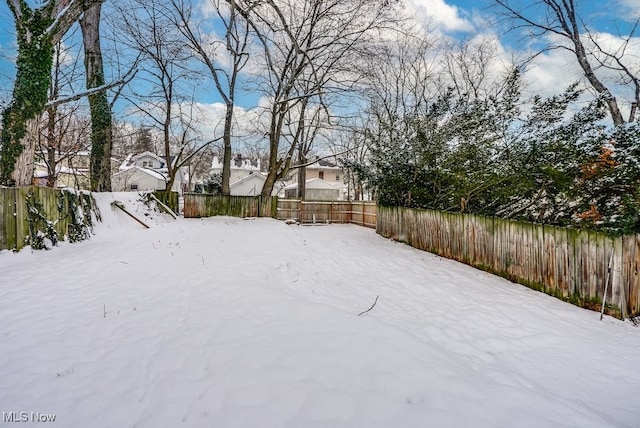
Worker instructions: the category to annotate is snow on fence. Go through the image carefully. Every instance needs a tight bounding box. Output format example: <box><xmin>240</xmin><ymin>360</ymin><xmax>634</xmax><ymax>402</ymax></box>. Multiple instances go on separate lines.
<box><xmin>276</xmin><ymin>199</ymin><xmax>377</xmax><ymax>228</ymax></box>
<box><xmin>0</xmin><ymin>186</ymin><xmax>95</xmax><ymax>252</ymax></box>
<box><xmin>183</xmin><ymin>194</ymin><xmax>277</xmax><ymax>218</ymax></box>
<box><xmin>377</xmin><ymin>205</ymin><xmax>639</xmax><ymax>319</ymax></box>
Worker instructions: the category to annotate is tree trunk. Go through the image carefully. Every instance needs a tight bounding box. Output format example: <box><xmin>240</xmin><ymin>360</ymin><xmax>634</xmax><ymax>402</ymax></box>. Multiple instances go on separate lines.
<box><xmin>11</xmin><ymin>118</ymin><xmax>40</xmax><ymax>186</ymax></box>
<box><xmin>46</xmin><ymin>107</ymin><xmax>57</xmax><ymax>187</ymax></box>
<box><xmin>81</xmin><ymin>4</ymin><xmax>112</xmax><ymax>191</ymax></box>
<box><xmin>261</xmin><ymin>130</ymin><xmax>280</xmax><ymax>197</ymax></box>
<box><xmin>297</xmin><ymin>151</ymin><xmax>306</xmax><ymax>200</ymax></box>
<box><xmin>162</xmin><ymin>94</ymin><xmax>174</xmax><ymax>192</ymax></box>
<box><xmin>166</xmin><ymin>173</ymin><xmax>176</xmax><ymax>193</ymax></box>
<box><xmin>574</xmin><ymin>41</ymin><xmax>625</xmax><ymax>126</ymax></box>
<box><xmin>221</xmin><ymin>102</ymin><xmax>234</xmax><ymax>195</ymax></box>
<box><xmin>0</xmin><ymin>14</ymin><xmax>53</xmax><ymax>186</ymax></box>
<box><xmin>261</xmin><ymin>168</ymin><xmax>278</xmax><ymax>198</ymax></box>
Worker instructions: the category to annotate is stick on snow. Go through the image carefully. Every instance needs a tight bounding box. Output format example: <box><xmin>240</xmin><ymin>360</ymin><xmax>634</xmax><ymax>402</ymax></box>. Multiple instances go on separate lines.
<box><xmin>358</xmin><ymin>295</ymin><xmax>379</xmax><ymax>316</ymax></box>
<box><xmin>150</xmin><ymin>194</ymin><xmax>178</xmax><ymax>219</ymax></box>
<box><xmin>600</xmin><ymin>250</ymin><xmax>614</xmax><ymax>321</ymax></box>
<box><xmin>111</xmin><ymin>201</ymin><xmax>150</xmax><ymax>229</ymax></box>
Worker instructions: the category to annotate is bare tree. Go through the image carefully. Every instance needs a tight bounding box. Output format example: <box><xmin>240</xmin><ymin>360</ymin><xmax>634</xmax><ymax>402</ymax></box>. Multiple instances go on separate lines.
<box><xmin>230</xmin><ymin>0</ymin><xmax>400</xmax><ymax>197</ymax></box>
<box><xmin>40</xmin><ymin>42</ymin><xmax>91</xmax><ymax>189</ymax></box>
<box><xmin>330</xmin><ymin>121</ymin><xmax>372</xmax><ymax>201</ymax></box>
<box><xmin>115</xmin><ymin>0</ymin><xmax>203</xmax><ymax>192</ymax></box>
<box><xmin>39</xmin><ymin>108</ymin><xmax>91</xmax><ymax>189</ymax></box>
<box><xmin>1</xmin><ymin>0</ymin><xmax>105</xmax><ymax>186</ymax></box>
<box><xmin>492</xmin><ymin>0</ymin><xmax>630</xmax><ymax>125</ymax></box>
<box><xmin>183</xmin><ymin>144</ymin><xmax>215</xmax><ymax>191</ymax></box>
<box><xmin>586</xmin><ymin>19</ymin><xmax>640</xmax><ymax>122</ymax></box>
<box><xmin>355</xmin><ymin>31</ymin><xmax>443</xmax><ymax>206</ymax></box>
<box><xmin>441</xmin><ymin>37</ymin><xmax>508</xmax><ymax>101</ymax></box>
<box><xmin>169</xmin><ymin>0</ymin><xmax>251</xmax><ymax>195</ymax></box>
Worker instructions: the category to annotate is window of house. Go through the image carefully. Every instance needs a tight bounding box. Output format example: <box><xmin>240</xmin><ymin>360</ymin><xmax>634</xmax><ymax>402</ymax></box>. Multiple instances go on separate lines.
<box><xmin>318</xmin><ymin>171</ymin><xmax>324</xmax><ymax>179</ymax></box>
<box><xmin>130</xmin><ymin>184</ymin><xmax>138</xmax><ymax>190</ymax></box>
<box><xmin>335</xmin><ymin>174</ymin><xmax>340</xmax><ymax>181</ymax></box>
<box><xmin>142</xmin><ymin>161</ymin><xmax>148</xmax><ymax>167</ymax></box>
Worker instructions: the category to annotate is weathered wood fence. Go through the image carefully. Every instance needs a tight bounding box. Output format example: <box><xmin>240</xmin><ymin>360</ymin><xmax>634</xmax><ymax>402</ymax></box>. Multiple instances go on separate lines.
<box><xmin>182</xmin><ymin>195</ymin><xmax>377</xmax><ymax>228</ymax></box>
<box><xmin>377</xmin><ymin>205</ymin><xmax>639</xmax><ymax>318</ymax></box>
<box><xmin>276</xmin><ymin>199</ymin><xmax>377</xmax><ymax>228</ymax></box>
<box><xmin>183</xmin><ymin>194</ymin><xmax>277</xmax><ymax>218</ymax></box>
<box><xmin>153</xmin><ymin>190</ymin><xmax>180</xmax><ymax>214</ymax></box>
<box><xmin>0</xmin><ymin>186</ymin><xmax>93</xmax><ymax>252</ymax></box>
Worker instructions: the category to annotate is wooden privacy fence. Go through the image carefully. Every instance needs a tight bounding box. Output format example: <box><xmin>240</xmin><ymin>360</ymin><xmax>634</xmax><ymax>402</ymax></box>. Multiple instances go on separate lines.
<box><xmin>276</xmin><ymin>199</ymin><xmax>377</xmax><ymax>228</ymax></box>
<box><xmin>183</xmin><ymin>194</ymin><xmax>277</xmax><ymax>218</ymax></box>
<box><xmin>377</xmin><ymin>205</ymin><xmax>640</xmax><ymax>319</ymax></box>
<box><xmin>153</xmin><ymin>190</ymin><xmax>180</xmax><ymax>214</ymax></box>
<box><xmin>0</xmin><ymin>186</ymin><xmax>94</xmax><ymax>252</ymax></box>
<box><xmin>182</xmin><ymin>195</ymin><xmax>377</xmax><ymax>228</ymax></box>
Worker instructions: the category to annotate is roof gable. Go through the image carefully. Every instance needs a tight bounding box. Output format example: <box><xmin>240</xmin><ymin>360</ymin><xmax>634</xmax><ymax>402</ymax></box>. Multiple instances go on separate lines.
<box><xmin>114</xmin><ymin>166</ymin><xmax>167</xmax><ymax>181</ymax></box>
<box><xmin>229</xmin><ymin>172</ymin><xmax>266</xmax><ymax>188</ymax></box>
<box><xmin>132</xmin><ymin>151</ymin><xmax>164</xmax><ymax>162</ymax></box>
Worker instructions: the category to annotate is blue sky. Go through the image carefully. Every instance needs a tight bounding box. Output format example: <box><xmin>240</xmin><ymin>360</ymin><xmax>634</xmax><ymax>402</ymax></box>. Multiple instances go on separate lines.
<box><xmin>0</xmin><ymin>0</ymin><xmax>639</xmax><ymax>126</ymax></box>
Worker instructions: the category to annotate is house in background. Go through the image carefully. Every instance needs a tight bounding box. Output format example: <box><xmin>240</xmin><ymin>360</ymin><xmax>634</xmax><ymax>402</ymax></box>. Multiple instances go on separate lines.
<box><xmin>118</xmin><ymin>151</ymin><xmax>167</xmax><ymax>170</ymax></box>
<box><xmin>209</xmin><ymin>154</ymin><xmax>261</xmax><ymax>183</ymax></box>
<box><xmin>284</xmin><ymin>178</ymin><xmax>341</xmax><ymax>201</ymax></box>
<box><xmin>286</xmin><ymin>157</ymin><xmax>348</xmax><ymax>200</ymax></box>
<box><xmin>228</xmin><ymin>173</ymin><xmax>278</xmax><ymax>196</ymax></box>
<box><xmin>112</xmin><ymin>151</ymin><xmax>188</xmax><ymax>193</ymax></box>
<box><xmin>33</xmin><ymin>150</ymin><xmax>91</xmax><ymax>189</ymax></box>
<box><xmin>206</xmin><ymin>153</ymin><xmax>280</xmax><ymax>196</ymax></box>
<box><xmin>304</xmin><ymin>158</ymin><xmax>344</xmax><ymax>186</ymax></box>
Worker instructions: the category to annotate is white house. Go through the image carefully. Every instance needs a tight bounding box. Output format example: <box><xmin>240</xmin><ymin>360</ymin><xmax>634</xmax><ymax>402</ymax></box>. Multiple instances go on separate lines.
<box><xmin>284</xmin><ymin>178</ymin><xmax>341</xmax><ymax>201</ymax></box>
<box><xmin>118</xmin><ymin>151</ymin><xmax>168</xmax><ymax>171</ymax></box>
<box><xmin>305</xmin><ymin>158</ymin><xmax>345</xmax><ymax>185</ymax></box>
<box><xmin>226</xmin><ymin>172</ymin><xmax>284</xmax><ymax>197</ymax></box>
<box><xmin>229</xmin><ymin>173</ymin><xmax>266</xmax><ymax>196</ymax></box>
<box><xmin>209</xmin><ymin>154</ymin><xmax>261</xmax><ymax>183</ymax></box>
<box><xmin>286</xmin><ymin>157</ymin><xmax>348</xmax><ymax>200</ymax></box>
<box><xmin>112</xmin><ymin>167</ymin><xmax>168</xmax><ymax>191</ymax></box>
<box><xmin>112</xmin><ymin>151</ymin><xmax>188</xmax><ymax>192</ymax></box>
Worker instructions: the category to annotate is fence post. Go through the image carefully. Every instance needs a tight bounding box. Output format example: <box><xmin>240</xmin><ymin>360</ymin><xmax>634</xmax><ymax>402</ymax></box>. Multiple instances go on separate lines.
<box><xmin>14</xmin><ymin>188</ymin><xmax>19</xmax><ymax>251</ymax></box>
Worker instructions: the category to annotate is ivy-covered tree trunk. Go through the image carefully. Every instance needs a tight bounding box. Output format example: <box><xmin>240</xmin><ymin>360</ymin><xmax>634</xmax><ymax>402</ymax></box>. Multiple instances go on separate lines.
<box><xmin>81</xmin><ymin>4</ymin><xmax>112</xmax><ymax>192</ymax></box>
<box><xmin>0</xmin><ymin>0</ymin><xmax>105</xmax><ymax>187</ymax></box>
<box><xmin>0</xmin><ymin>2</ymin><xmax>54</xmax><ymax>186</ymax></box>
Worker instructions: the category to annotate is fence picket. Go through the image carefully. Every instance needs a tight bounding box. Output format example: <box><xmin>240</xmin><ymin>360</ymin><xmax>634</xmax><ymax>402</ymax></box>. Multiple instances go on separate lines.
<box><xmin>0</xmin><ymin>186</ymin><xmax>93</xmax><ymax>252</ymax></box>
<box><xmin>377</xmin><ymin>205</ymin><xmax>637</xmax><ymax>318</ymax></box>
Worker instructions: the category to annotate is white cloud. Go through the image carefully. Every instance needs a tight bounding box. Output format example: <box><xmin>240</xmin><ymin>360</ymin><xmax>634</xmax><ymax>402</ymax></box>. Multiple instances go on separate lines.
<box><xmin>509</xmin><ymin>30</ymin><xmax>640</xmax><ymax>120</ymax></box>
<box><xmin>194</xmin><ymin>102</ymin><xmax>267</xmax><ymax>150</ymax></box>
<box><xmin>618</xmin><ymin>0</ymin><xmax>640</xmax><ymax>15</ymax></box>
<box><xmin>521</xmin><ymin>45</ymin><xmax>583</xmax><ymax>98</ymax></box>
<box><xmin>404</xmin><ymin>0</ymin><xmax>474</xmax><ymax>33</ymax></box>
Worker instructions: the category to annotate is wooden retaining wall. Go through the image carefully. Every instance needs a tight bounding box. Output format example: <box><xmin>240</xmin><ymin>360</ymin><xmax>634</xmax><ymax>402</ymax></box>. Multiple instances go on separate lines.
<box><xmin>276</xmin><ymin>199</ymin><xmax>377</xmax><ymax>228</ymax></box>
<box><xmin>377</xmin><ymin>205</ymin><xmax>639</xmax><ymax>319</ymax></box>
<box><xmin>183</xmin><ymin>194</ymin><xmax>277</xmax><ymax>218</ymax></box>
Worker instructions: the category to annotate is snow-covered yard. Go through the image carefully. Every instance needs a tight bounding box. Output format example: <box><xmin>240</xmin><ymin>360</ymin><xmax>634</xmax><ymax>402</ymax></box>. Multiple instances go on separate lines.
<box><xmin>1</xmin><ymin>193</ymin><xmax>639</xmax><ymax>428</ymax></box>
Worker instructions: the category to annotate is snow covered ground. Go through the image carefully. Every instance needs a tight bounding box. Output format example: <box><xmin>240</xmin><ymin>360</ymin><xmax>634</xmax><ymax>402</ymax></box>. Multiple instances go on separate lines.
<box><xmin>1</xmin><ymin>193</ymin><xmax>639</xmax><ymax>428</ymax></box>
